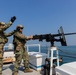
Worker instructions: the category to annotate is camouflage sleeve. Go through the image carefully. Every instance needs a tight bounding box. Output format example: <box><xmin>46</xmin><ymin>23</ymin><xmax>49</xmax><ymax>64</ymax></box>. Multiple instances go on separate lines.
<box><xmin>14</xmin><ymin>32</ymin><xmax>27</xmax><ymax>40</ymax></box>
<box><xmin>4</xmin><ymin>30</ymin><xmax>16</xmax><ymax>37</ymax></box>
<box><xmin>0</xmin><ymin>21</ymin><xmax>12</xmax><ymax>31</ymax></box>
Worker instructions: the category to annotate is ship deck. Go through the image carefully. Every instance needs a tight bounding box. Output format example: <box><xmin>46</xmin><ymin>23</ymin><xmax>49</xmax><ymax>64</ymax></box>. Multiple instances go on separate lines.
<box><xmin>3</xmin><ymin>63</ymin><xmax>43</xmax><ymax>75</ymax></box>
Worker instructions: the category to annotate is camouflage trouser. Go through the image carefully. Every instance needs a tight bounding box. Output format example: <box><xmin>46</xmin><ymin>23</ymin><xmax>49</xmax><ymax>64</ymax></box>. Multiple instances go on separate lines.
<box><xmin>13</xmin><ymin>45</ymin><xmax>29</xmax><ymax>73</ymax></box>
<box><xmin>0</xmin><ymin>43</ymin><xmax>4</xmax><ymax>74</ymax></box>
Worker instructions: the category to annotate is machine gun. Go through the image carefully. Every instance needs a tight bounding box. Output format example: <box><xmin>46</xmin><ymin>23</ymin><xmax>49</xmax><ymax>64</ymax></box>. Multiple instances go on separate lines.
<box><xmin>33</xmin><ymin>26</ymin><xmax>76</xmax><ymax>46</ymax></box>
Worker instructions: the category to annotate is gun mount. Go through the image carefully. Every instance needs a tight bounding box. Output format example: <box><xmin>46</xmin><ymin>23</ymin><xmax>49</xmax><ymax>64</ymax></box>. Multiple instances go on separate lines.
<box><xmin>33</xmin><ymin>26</ymin><xmax>76</xmax><ymax>47</ymax></box>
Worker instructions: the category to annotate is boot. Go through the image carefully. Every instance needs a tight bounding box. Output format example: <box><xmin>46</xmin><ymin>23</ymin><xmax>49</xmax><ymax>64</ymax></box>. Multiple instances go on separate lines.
<box><xmin>12</xmin><ymin>72</ymin><xmax>18</xmax><ymax>75</ymax></box>
<box><xmin>24</xmin><ymin>69</ymin><xmax>33</xmax><ymax>73</ymax></box>
<box><xmin>0</xmin><ymin>73</ymin><xmax>2</xmax><ymax>75</ymax></box>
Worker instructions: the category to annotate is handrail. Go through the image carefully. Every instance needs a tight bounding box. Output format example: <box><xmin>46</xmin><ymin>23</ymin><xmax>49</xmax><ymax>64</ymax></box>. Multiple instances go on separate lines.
<box><xmin>4</xmin><ymin>44</ymin><xmax>41</xmax><ymax>53</ymax></box>
<box><xmin>26</xmin><ymin>44</ymin><xmax>41</xmax><ymax>53</ymax></box>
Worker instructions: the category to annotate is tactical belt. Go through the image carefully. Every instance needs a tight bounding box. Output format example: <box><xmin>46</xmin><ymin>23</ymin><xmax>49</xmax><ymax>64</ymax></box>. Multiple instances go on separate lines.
<box><xmin>0</xmin><ymin>42</ymin><xmax>4</xmax><ymax>44</ymax></box>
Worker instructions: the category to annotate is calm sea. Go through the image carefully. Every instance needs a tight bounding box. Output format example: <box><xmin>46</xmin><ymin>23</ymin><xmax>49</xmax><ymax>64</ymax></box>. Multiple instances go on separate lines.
<box><xmin>4</xmin><ymin>45</ymin><xmax>76</xmax><ymax>64</ymax></box>
<box><xmin>27</xmin><ymin>45</ymin><xmax>76</xmax><ymax>64</ymax></box>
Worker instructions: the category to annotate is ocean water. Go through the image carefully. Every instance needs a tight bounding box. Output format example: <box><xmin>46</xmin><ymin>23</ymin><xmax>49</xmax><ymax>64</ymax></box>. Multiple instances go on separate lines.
<box><xmin>4</xmin><ymin>45</ymin><xmax>76</xmax><ymax>64</ymax></box>
<box><xmin>57</xmin><ymin>46</ymin><xmax>76</xmax><ymax>64</ymax></box>
<box><xmin>27</xmin><ymin>45</ymin><xmax>76</xmax><ymax>64</ymax></box>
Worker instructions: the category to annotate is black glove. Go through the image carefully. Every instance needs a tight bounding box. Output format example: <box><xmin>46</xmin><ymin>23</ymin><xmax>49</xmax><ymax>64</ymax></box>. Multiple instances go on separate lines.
<box><xmin>10</xmin><ymin>16</ymin><xmax>16</xmax><ymax>23</ymax></box>
<box><xmin>13</xmin><ymin>30</ymin><xmax>17</xmax><ymax>33</ymax></box>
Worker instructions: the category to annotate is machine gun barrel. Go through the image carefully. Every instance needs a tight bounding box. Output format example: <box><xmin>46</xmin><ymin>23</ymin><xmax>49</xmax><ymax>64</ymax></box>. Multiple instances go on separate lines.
<box><xmin>50</xmin><ymin>32</ymin><xmax>76</xmax><ymax>37</ymax></box>
<box><xmin>64</xmin><ymin>32</ymin><xmax>76</xmax><ymax>36</ymax></box>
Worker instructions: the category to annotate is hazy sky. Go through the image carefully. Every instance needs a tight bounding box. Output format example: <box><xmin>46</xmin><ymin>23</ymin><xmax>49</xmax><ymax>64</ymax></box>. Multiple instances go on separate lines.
<box><xmin>0</xmin><ymin>0</ymin><xmax>76</xmax><ymax>46</ymax></box>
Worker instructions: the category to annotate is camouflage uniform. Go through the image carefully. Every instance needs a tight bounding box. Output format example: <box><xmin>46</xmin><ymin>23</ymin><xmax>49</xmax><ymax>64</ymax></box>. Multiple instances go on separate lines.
<box><xmin>12</xmin><ymin>25</ymin><xmax>33</xmax><ymax>75</ymax></box>
<box><xmin>0</xmin><ymin>16</ymin><xmax>16</xmax><ymax>75</ymax></box>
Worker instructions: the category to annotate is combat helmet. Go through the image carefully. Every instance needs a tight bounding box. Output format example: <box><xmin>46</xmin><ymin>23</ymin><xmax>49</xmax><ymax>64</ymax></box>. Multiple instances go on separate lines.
<box><xmin>16</xmin><ymin>25</ymin><xmax>24</xmax><ymax>30</ymax></box>
<box><xmin>0</xmin><ymin>22</ymin><xmax>5</xmax><ymax>25</ymax></box>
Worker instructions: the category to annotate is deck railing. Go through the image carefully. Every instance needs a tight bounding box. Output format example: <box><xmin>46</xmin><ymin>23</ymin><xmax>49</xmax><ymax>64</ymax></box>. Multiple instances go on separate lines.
<box><xmin>26</xmin><ymin>44</ymin><xmax>41</xmax><ymax>53</ymax></box>
<box><xmin>3</xmin><ymin>43</ymin><xmax>41</xmax><ymax>53</ymax></box>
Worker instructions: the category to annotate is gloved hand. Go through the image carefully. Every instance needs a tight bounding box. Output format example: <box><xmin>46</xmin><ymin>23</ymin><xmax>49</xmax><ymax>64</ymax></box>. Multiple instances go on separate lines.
<box><xmin>10</xmin><ymin>16</ymin><xmax>16</xmax><ymax>23</ymax></box>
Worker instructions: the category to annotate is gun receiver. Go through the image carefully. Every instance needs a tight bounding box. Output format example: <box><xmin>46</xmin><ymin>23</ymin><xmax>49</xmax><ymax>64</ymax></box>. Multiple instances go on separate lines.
<box><xmin>33</xmin><ymin>26</ymin><xmax>76</xmax><ymax>47</ymax></box>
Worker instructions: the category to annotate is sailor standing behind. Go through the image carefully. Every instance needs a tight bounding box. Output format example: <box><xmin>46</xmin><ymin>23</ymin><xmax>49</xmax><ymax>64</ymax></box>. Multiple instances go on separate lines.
<box><xmin>0</xmin><ymin>16</ymin><xmax>16</xmax><ymax>75</ymax></box>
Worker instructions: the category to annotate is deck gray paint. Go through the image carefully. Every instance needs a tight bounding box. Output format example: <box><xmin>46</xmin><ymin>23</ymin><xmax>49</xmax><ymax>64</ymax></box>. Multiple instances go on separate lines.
<box><xmin>2</xmin><ymin>64</ymin><xmax>43</xmax><ymax>75</ymax></box>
